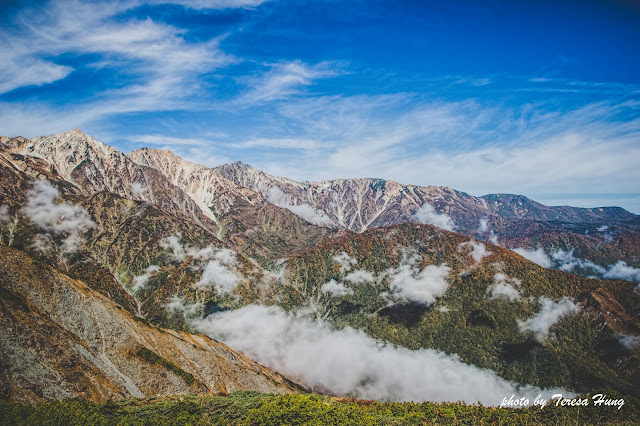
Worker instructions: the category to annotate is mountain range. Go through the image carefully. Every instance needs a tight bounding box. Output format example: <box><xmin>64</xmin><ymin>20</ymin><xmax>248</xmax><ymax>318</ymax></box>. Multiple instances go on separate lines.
<box><xmin>0</xmin><ymin>129</ymin><xmax>639</xmax><ymax>407</ymax></box>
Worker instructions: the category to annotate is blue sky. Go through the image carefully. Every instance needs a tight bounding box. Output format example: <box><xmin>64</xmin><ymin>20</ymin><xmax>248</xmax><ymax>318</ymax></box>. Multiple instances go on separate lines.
<box><xmin>1</xmin><ymin>0</ymin><xmax>640</xmax><ymax>212</ymax></box>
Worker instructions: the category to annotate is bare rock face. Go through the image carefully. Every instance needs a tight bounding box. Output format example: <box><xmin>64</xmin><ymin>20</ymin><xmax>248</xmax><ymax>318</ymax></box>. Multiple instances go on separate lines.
<box><xmin>128</xmin><ymin>148</ymin><xmax>340</xmax><ymax>261</ymax></box>
<box><xmin>0</xmin><ymin>245</ymin><xmax>298</xmax><ymax>403</ymax></box>
<box><xmin>128</xmin><ymin>148</ymin><xmax>262</xmax><ymax>220</ymax></box>
<box><xmin>214</xmin><ymin>162</ymin><xmax>639</xmax><ymax>233</ymax></box>
<box><xmin>2</xmin><ymin>129</ymin><xmax>219</xmax><ymax>233</ymax></box>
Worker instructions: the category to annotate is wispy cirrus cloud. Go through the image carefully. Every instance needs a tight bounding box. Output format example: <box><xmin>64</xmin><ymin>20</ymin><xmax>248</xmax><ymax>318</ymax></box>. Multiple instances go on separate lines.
<box><xmin>235</xmin><ymin>60</ymin><xmax>343</xmax><ymax>105</ymax></box>
<box><xmin>0</xmin><ymin>0</ymin><xmax>237</xmax><ymax>134</ymax></box>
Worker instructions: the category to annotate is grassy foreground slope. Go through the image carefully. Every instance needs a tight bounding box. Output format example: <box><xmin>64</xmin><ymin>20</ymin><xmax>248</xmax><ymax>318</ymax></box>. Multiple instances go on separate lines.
<box><xmin>1</xmin><ymin>391</ymin><xmax>638</xmax><ymax>425</ymax></box>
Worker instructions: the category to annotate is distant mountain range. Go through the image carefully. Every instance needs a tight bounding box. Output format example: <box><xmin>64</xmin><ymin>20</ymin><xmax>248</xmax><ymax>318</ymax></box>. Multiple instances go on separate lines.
<box><xmin>0</xmin><ymin>129</ymin><xmax>638</xmax><ymax>405</ymax></box>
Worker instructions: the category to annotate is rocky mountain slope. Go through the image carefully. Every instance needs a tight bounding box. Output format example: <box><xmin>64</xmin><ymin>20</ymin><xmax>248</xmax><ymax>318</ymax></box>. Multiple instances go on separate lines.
<box><xmin>2</xmin><ymin>129</ymin><xmax>220</xmax><ymax>234</ymax></box>
<box><xmin>128</xmin><ymin>148</ymin><xmax>342</xmax><ymax>263</ymax></box>
<box><xmin>213</xmin><ymin>161</ymin><xmax>640</xmax><ymax>274</ymax></box>
<box><xmin>215</xmin><ymin>161</ymin><xmax>639</xmax><ymax>231</ymax></box>
<box><xmin>0</xmin><ymin>244</ymin><xmax>298</xmax><ymax>403</ymax></box>
<box><xmin>1</xmin><ymin>128</ymin><xmax>639</xmax><ymax>407</ymax></box>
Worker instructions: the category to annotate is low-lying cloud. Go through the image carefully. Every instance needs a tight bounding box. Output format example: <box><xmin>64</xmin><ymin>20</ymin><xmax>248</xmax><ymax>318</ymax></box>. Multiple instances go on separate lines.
<box><xmin>333</xmin><ymin>251</ymin><xmax>357</xmax><ymax>273</ymax></box>
<box><xmin>513</xmin><ymin>246</ymin><xmax>640</xmax><ymax>284</ymax></box>
<box><xmin>385</xmin><ymin>252</ymin><xmax>451</xmax><ymax>305</ymax></box>
<box><xmin>477</xmin><ymin>218</ymin><xmax>499</xmax><ymax>245</ymax></box>
<box><xmin>22</xmin><ymin>180</ymin><xmax>96</xmax><ymax>253</ymax></box>
<box><xmin>131</xmin><ymin>182</ymin><xmax>148</xmax><ymax>194</ymax></box>
<box><xmin>161</xmin><ymin>235</ymin><xmax>242</xmax><ymax>294</ymax></box>
<box><xmin>166</xmin><ymin>294</ymin><xmax>202</xmax><ymax>317</ymax></box>
<box><xmin>518</xmin><ymin>296</ymin><xmax>580</xmax><ymax>341</ymax></box>
<box><xmin>321</xmin><ymin>279</ymin><xmax>354</xmax><ymax>297</ymax></box>
<box><xmin>265</xmin><ymin>186</ymin><xmax>334</xmax><ymax>226</ymax></box>
<box><xmin>131</xmin><ymin>265</ymin><xmax>160</xmax><ymax>293</ymax></box>
<box><xmin>0</xmin><ymin>205</ymin><xmax>10</xmax><ymax>223</ymax></box>
<box><xmin>162</xmin><ymin>234</ymin><xmax>187</xmax><ymax>262</ymax></box>
<box><xmin>603</xmin><ymin>261</ymin><xmax>640</xmax><ymax>283</ymax></box>
<box><xmin>344</xmin><ymin>269</ymin><xmax>375</xmax><ymax>284</ymax></box>
<box><xmin>551</xmin><ymin>249</ymin><xmax>606</xmax><ymax>275</ymax></box>
<box><xmin>459</xmin><ymin>240</ymin><xmax>491</xmax><ymax>263</ymax></box>
<box><xmin>193</xmin><ymin>304</ymin><xmax>569</xmax><ymax>404</ymax></box>
<box><xmin>512</xmin><ymin>247</ymin><xmax>552</xmax><ymax>268</ymax></box>
<box><xmin>618</xmin><ymin>334</ymin><xmax>640</xmax><ymax>350</ymax></box>
<box><xmin>487</xmin><ymin>273</ymin><xmax>521</xmax><ymax>302</ymax></box>
<box><xmin>413</xmin><ymin>202</ymin><xmax>456</xmax><ymax>231</ymax></box>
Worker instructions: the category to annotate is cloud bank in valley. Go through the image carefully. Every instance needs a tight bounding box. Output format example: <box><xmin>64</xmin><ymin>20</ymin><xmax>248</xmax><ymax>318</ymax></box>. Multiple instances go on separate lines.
<box><xmin>193</xmin><ymin>304</ymin><xmax>569</xmax><ymax>405</ymax></box>
<box><xmin>603</xmin><ymin>261</ymin><xmax>640</xmax><ymax>283</ymax></box>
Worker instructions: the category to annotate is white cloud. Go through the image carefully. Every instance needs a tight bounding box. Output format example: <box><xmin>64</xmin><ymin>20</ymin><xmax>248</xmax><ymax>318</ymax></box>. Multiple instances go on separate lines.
<box><xmin>386</xmin><ymin>253</ymin><xmax>451</xmax><ymax>306</ymax></box>
<box><xmin>131</xmin><ymin>265</ymin><xmax>160</xmax><ymax>293</ymax></box>
<box><xmin>193</xmin><ymin>304</ymin><xmax>569</xmax><ymax>404</ymax></box>
<box><xmin>131</xmin><ymin>182</ymin><xmax>148</xmax><ymax>194</ymax></box>
<box><xmin>344</xmin><ymin>269</ymin><xmax>375</xmax><ymax>284</ymax></box>
<box><xmin>194</xmin><ymin>248</ymin><xmax>241</xmax><ymax>294</ymax></box>
<box><xmin>1</xmin><ymin>0</ymin><xmax>233</xmax><ymax>133</ymax></box>
<box><xmin>166</xmin><ymin>294</ymin><xmax>202</xmax><ymax>317</ymax></box>
<box><xmin>159</xmin><ymin>237</ymin><xmax>242</xmax><ymax>294</ymax></box>
<box><xmin>518</xmin><ymin>297</ymin><xmax>580</xmax><ymax>341</ymax></box>
<box><xmin>459</xmin><ymin>240</ymin><xmax>491</xmax><ymax>263</ymax></box>
<box><xmin>238</xmin><ymin>60</ymin><xmax>340</xmax><ymax>105</ymax></box>
<box><xmin>413</xmin><ymin>203</ymin><xmax>456</xmax><ymax>231</ymax></box>
<box><xmin>133</xmin><ymin>135</ymin><xmax>211</xmax><ymax>147</ymax></box>
<box><xmin>477</xmin><ymin>218</ymin><xmax>499</xmax><ymax>245</ymax></box>
<box><xmin>603</xmin><ymin>261</ymin><xmax>640</xmax><ymax>283</ymax></box>
<box><xmin>161</xmin><ymin>234</ymin><xmax>187</xmax><ymax>262</ymax></box>
<box><xmin>264</xmin><ymin>186</ymin><xmax>334</xmax><ymax>226</ymax></box>
<box><xmin>618</xmin><ymin>335</ymin><xmax>640</xmax><ymax>350</ymax></box>
<box><xmin>0</xmin><ymin>206</ymin><xmax>10</xmax><ymax>223</ymax></box>
<box><xmin>551</xmin><ymin>249</ymin><xmax>606</xmax><ymax>274</ymax></box>
<box><xmin>321</xmin><ymin>280</ymin><xmax>353</xmax><ymax>297</ymax></box>
<box><xmin>146</xmin><ymin>0</ymin><xmax>270</xmax><ymax>9</ymax></box>
<box><xmin>22</xmin><ymin>180</ymin><xmax>96</xmax><ymax>253</ymax></box>
<box><xmin>487</xmin><ymin>273</ymin><xmax>521</xmax><ymax>302</ymax></box>
<box><xmin>235</xmin><ymin>137</ymin><xmax>321</xmax><ymax>150</ymax></box>
<box><xmin>0</xmin><ymin>55</ymin><xmax>73</xmax><ymax>95</ymax></box>
<box><xmin>513</xmin><ymin>247</ymin><xmax>552</xmax><ymax>268</ymax></box>
<box><xmin>333</xmin><ymin>252</ymin><xmax>357</xmax><ymax>274</ymax></box>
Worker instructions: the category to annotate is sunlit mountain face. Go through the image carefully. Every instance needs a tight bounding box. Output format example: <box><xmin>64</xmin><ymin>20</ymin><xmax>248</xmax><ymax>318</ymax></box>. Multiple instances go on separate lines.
<box><xmin>1</xmin><ymin>0</ymin><xmax>639</xmax><ymax>422</ymax></box>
